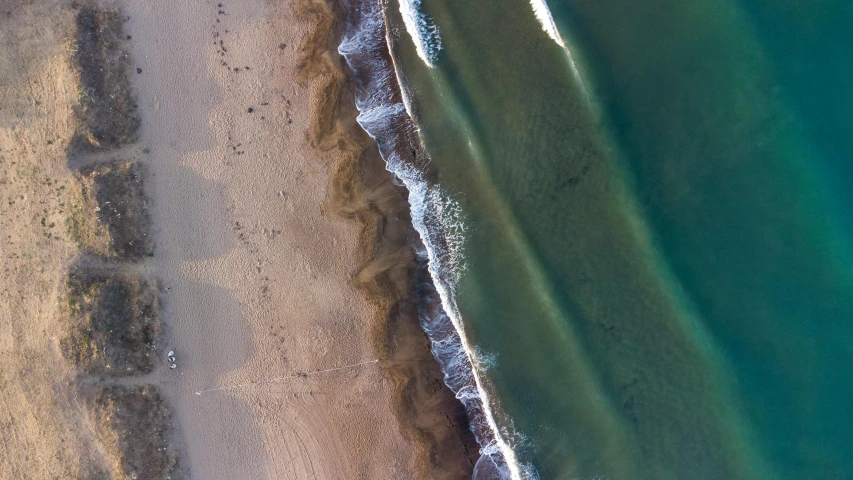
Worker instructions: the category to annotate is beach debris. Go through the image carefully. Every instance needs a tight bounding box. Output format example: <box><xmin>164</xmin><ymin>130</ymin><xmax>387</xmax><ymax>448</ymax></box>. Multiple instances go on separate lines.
<box><xmin>169</xmin><ymin>364</ymin><xmax>177</xmax><ymax>369</ymax></box>
<box><xmin>166</xmin><ymin>351</ymin><xmax>174</xmax><ymax>357</ymax></box>
<box><xmin>167</xmin><ymin>351</ymin><xmax>177</xmax><ymax>369</ymax></box>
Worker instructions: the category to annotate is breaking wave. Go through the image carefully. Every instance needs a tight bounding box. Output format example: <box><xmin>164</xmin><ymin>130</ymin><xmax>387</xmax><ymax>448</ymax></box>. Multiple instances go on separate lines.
<box><xmin>338</xmin><ymin>1</ymin><xmax>528</xmax><ymax>478</ymax></box>
<box><xmin>398</xmin><ymin>0</ymin><xmax>442</xmax><ymax>67</ymax></box>
<box><xmin>529</xmin><ymin>0</ymin><xmax>565</xmax><ymax>47</ymax></box>
<box><xmin>528</xmin><ymin>0</ymin><xmax>589</xmax><ymax>102</ymax></box>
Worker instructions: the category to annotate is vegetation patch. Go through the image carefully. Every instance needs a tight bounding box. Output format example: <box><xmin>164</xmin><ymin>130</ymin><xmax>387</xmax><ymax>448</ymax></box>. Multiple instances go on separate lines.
<box><xmin>72</xmin><ymin>6</ymin><xmax>139</xmax><ymax>149</ymax></box>
<box><xmin>75</xmin><ymin>161</ymin><xmax>151</xmax><ymax>260</ymax></box>
<box><xmin>62</xmin><ymin>268</ymin><xmax>161</xmax><ymax>376</ymax></box>
<box><xmin>66</xmin><ymin>195</ymin><xmax>111</xmax><ymax>257</ymax></box>
<box><xmin>89</xmin><ymin>384</ymin><xmax>179</xmax><ymax>480</ymax></box>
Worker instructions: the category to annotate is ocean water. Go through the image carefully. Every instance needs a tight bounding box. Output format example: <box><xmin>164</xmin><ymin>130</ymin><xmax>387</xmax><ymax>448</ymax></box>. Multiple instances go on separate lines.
<box><xmin>341</xmin><ymin>0</ymin><xmax>853</xmax><ymax>478</ymax></box>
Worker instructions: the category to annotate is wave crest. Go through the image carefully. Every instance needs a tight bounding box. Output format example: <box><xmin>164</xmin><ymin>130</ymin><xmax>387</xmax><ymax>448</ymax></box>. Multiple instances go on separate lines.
<box><xmin>527</xmin><ymin>0</ymin><xmax>590</xmax><ymax>103</ymax></box>
<box><xmin>528</xmin><ymin>0</ymin><xmax>565</xmax><ymax>47</ymax></box>
<box><xmin>399</xmin><ymin>0</ymin><xmax>442</xmax><ymax>67</ymax></box>
<box><xmin>338</xmin><ymin>1</ymin><xmax>528</xmax><ymax>478</ymax></box>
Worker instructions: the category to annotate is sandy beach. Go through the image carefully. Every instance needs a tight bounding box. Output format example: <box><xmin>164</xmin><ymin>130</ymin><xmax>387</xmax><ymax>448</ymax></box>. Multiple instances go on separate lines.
<box><xmin>1</xmin><ymin>0</ymin><xmax>475</xmax><ymax>478</ymax></box>
<box><xmin>123</xmin><ymin>0</ymin><xmax>418</xmax><ymax>476</ymax></box>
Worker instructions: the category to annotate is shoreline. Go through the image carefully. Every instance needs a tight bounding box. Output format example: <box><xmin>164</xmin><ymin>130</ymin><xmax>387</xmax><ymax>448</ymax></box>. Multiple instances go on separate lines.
<box><xmin>122</xmin><ymin>0</ymin><xmax>480</xmax><ymax>477</ymax></box>
<box><xmin>295</xmin><ymin>0</ymin><xmax>480</xmax><ymax>476</ymax></box>
<box><xmin>338</xmin><ymin>0</ymin><xmax>522</xmax><ymax>477</ymax></box>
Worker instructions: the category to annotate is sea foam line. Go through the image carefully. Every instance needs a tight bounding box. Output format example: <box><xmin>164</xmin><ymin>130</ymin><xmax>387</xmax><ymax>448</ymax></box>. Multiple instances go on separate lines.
<box><xmin>379</xmin><ymin>12</ymin><xmax>526</xmax><ymax>480</ymax></box>
<box><xmin>528</xmin><ymin>0</ymin><xmax>589</xmax><ymax>101</ymax></box>
<box><xmin>529</xmin><ymin>0</ymin><xmax>564</xmax><ymax>47</ymax></box>
<box><xmin>401</xmin><ymin>175</ymin><xmax>525</xmax><ymax>479</ymax></box>
<box><xmin>337</xmin><ymin>1</ymin><xmax>526</xmax><ymax>478</ymax></box>
<box><xmin>399</xmin><ymin>0</ymin><xmax>442</xmax><ymax>67</ymax></box>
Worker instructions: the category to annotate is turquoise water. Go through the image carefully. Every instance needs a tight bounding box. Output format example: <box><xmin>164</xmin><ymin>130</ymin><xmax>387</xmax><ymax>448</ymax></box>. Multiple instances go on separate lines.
<box><xmin>371</xmin><ymin>0</ymin><xmax>853</xmax><ymax>477</ymax></box>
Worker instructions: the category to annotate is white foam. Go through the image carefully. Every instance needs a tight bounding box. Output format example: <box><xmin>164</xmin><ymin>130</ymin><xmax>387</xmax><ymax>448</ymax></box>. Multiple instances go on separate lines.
<box><xmin>385</xmin><ymin>62</ymin><xmax>525</xmax><ymax>480</ymax></box>
<box><xmin>473</xmin><ymin>347</ymin><xmax>498</xmax><ymax>371</ymax></box>
<box><xmin>529</xmin><ymin>0</ymin><xmax>565</xmax><ymax>47</ymax></box>
<box><xmin>382</xmin><ymin>100</ymin><xmax>525</xmax><ymax>480</ymax></box>
<box><xmin>399</xmin><ymin>0</ymin><xmax>442</xmax><ymax>67</ymax></box>
<box><xmin>338</xmin><ymin>1</ymin><xmax>529</xmax><ymax>478</ymax></box>
<box><xmin>409</xmin><ymin>173</ymin><xmax>527</xmax><ymax>480</ymax></box>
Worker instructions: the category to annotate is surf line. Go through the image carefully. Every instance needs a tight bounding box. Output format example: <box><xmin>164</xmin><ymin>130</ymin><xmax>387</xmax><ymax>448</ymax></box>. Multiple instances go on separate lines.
<box><xmin>194</xmin><ymin>359</ymin><xmax>379</xmax><ymax>396</ymax></box>
<box><xmin>529</xmin><ymin>0</ymin><xmax>591</xmax><ymax>103</ymax></box>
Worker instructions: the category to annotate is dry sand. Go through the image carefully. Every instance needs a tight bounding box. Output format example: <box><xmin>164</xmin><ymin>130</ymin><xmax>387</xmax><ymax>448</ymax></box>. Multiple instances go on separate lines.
<box><xmin>123</xmin><ymin>0</ymin><xmax>476</xmax><ymax>478</ymax></box>
<box><xmin>121</xmin><ymin>0</ymin><xmax>414</xmax><ymax>476</ymax></box>
<box><xmin>1</xmin><ymin>0</ymin><xmax>477</xmax><ymax>477</ymax></box>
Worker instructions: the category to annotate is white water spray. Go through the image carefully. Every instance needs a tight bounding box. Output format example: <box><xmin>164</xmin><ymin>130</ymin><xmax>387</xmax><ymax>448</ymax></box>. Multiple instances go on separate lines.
<box><xmin>528</xmin><ymin>0</ymin><xmax>590</xmax><ymax>102</ymax></box>
<box><xmin>338</xmin><ymin>1</ymin><xmax>532</xmax><ymax>477</ymax></box>
<box><xmin>399</xmin><ymin>0</ymin><xmax>442</xmax><ymax>67</ymax></box>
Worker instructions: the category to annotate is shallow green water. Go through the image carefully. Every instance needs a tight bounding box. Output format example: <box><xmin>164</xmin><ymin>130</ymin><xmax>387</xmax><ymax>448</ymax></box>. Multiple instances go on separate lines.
<box><xmin>386</xmin><ymin>0</ymin><xmax>853</xmax><ymax>477</ymax></box>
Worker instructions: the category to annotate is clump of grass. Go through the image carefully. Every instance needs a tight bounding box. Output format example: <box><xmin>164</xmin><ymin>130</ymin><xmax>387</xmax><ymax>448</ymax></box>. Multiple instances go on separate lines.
<box><xmin>89</xmin><ymin>384</ymin><xmax>179</xmax><ymax>479</ymax></box>
<box><xmin>66</xmin><ymin>197</ymin><xmax>111</xmax><ymax>254</ymax></box>
<box><xmin>61</xmin><ymin>268</ymin><xmax>161</xmax><ymax>376</ymax></box>
<box><xmin>66</xmin><ymin>204</ymin><xmax>84</xmax><ymax>243</ymax></box>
